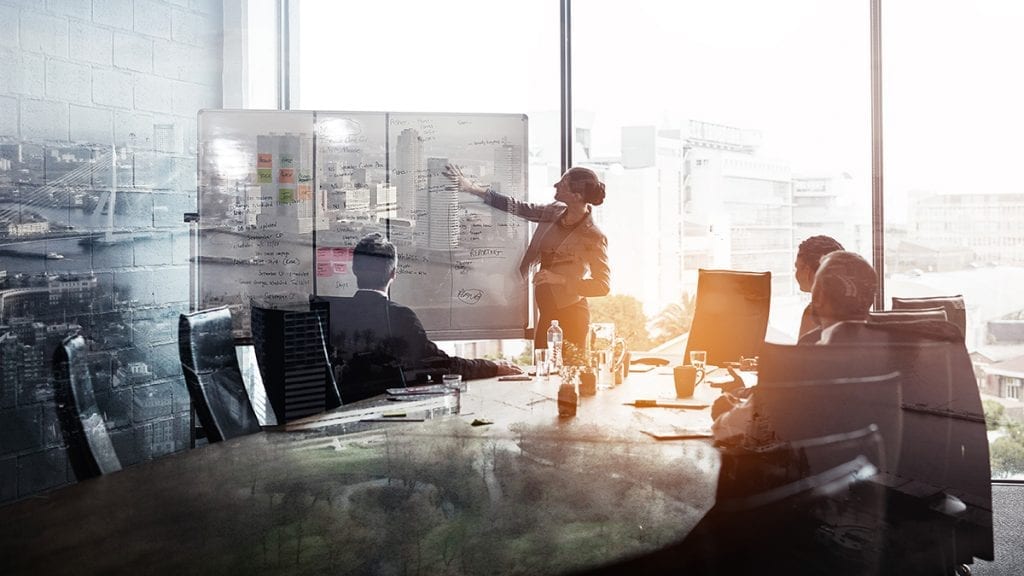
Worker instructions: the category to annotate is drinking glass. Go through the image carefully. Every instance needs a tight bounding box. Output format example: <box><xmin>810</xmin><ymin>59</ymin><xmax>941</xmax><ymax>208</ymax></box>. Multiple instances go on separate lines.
<box><xmin>595</xmin><ymin>349</ymin><xmax>613</xmax><ymax>390</ymax></box>
<box><xmin>534</xmin><ymin>348</ymin><xmax>550</xmax><ymax>378</ymax></box>
<box><xmin>590</xmin><ymin>323</ymin><xmax>616</xmax><ymax>354</ymax></box>
<box><xmin>442</xmin><ymin>373</ymin><xmax>466</xmax><ymax>393</ymax></box>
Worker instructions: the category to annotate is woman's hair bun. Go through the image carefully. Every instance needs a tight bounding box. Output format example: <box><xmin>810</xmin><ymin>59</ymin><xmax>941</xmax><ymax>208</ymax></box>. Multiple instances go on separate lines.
<box><xmin>566</xmin><ymin>166</ymin><xmax>606</xmax><ymax>206</ymax></box>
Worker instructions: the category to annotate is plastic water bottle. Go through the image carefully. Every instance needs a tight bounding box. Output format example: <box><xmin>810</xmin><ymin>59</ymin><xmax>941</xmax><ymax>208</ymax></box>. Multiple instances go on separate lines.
<box><xmin>547</xmin><ymin>320</ymin><xmax>564</xmax><ymax>370</ymax></box>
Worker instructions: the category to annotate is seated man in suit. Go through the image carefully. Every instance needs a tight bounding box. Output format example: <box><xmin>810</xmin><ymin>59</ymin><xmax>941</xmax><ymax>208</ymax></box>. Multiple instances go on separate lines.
<box><xmin>713</xmin><ymin>251</ymin><xmax>878</xmax><ymax>441</ymax></box>
<box><xmin>797</xmin><ymin>250</ymin><xmax>877</xmax><ymax>345</ymax></box>
<box><xmin>794</xmin><ymin>235</ymin><xmax>845</xmax><ymax>339</ymax></box>
<box><xmin>322</xmin><ymin>233</ymin><xmax>522</xmax><ymax>403</ymax></box>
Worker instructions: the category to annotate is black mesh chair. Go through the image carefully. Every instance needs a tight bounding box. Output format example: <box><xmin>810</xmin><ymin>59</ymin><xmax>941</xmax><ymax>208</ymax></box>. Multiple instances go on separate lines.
<box><xmin>685</xmin><ymin>269</ymin><xmax>771</xmax><ymax>365</ymax></box>
<box><xmin>178</xmin><ymin>307</ymin><xmax>261</xmax><ymax>443</ymax></box>
<box><xmin>311</xmin><ymin>294</ymin><xmax>409</xmax><ymax>404</ymax></box>
<box><xmin>53</xmin><ymin>334</ymin><xmax>122</xmax><ymax>480</ymax></box>
<box><xmin>892</xmin><ymin>294</ymin><xmax>966</xmax><ymax>339</ymax></box>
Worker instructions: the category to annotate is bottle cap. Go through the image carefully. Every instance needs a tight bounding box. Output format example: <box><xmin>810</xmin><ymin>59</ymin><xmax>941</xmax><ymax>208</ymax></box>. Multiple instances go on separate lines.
<box><xmin>551</xmin><ymin>320</ymin><xmax>559</xmax><ymax>327</ymax></box>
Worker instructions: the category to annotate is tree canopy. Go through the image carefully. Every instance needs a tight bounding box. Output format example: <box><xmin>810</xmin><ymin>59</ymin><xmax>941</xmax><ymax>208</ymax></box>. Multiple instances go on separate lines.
<box><xmin>588</xmin><ymin>294</ymin><xmax>653</xmax><ymax>352</ymax></box>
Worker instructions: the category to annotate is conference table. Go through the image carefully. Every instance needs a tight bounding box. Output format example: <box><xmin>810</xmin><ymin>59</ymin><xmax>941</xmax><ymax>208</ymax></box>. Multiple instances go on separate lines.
<box><xmin>0</xmin><ymin>361</ymin><xmax>734</xmax><ymax>576</ymax></box>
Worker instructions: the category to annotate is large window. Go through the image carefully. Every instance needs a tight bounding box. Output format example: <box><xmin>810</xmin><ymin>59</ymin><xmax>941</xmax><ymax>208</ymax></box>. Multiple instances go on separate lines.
<box><xmin>293</xmin><ymin>0</ymin><xmax>560</xmax><ymax>360</ymax></box>
<box><xmin>295</xmin><ymin>0</ymin><xmax>560</xmax><ymax>181</ymax></box>
<box><xmin>883</xmin><ymin>0</ymin><xmax>1024</xmax><ymax>479</ymax></box>
<box><xmin>288</xmin><ymin>0</ymin><xmax>1021</xmax><ymax>479</ymax></box>
<box><xmin>572</xmin><ymin>0</ymin><xmax>870</xmax><ymax>346</ymax></box>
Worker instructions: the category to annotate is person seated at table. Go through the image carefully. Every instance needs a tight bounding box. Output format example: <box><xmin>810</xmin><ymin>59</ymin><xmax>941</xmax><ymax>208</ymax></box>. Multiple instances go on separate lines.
<box><xmin>797</xmin><ymin>250</ymin><xmax>877</xmax><ymax>345</ymax></box>
<box><xmin>712</xmin><ymin>251</ymin><xmax>878</xmax><ymax>442</ymax></box>
<box><xmin>320</xmin><ymin>233</ymin><xmax>522</xmax><ymax>403</ymax></box>
<box><xmin>794</xmin><ymin>235</ymin><xmax>845</xmax><ymax>339</ymax></box>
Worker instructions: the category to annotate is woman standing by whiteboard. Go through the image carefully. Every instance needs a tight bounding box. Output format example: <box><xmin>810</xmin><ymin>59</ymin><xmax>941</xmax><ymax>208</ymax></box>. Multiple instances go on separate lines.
<box><xmin>446</xmin><ymin>164</ymin><xmax>610</xmax><ymax>352</ymax></box>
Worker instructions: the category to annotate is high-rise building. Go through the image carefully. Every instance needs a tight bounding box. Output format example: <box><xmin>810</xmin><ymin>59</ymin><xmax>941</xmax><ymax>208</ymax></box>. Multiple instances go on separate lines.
<box><xmin>394</xmin><ymin>129</ymin><xmax>422</xmax><ymax>220</ymax></box>
<box><xmin>374</xmin><ymin>183</ymin><xmax>398</xmax><ymax>220</ymax></box>
<box><xmin>682</xmin><ymin>120</ymin><xmax>794</xmax><ymax>297</ymax></box>
<box><xmin>907</xmin><ymin>192</ymin><xmax>1024</xmax><ymax>267</ymax></box>
<box><xmin>792</xmin><ymin>175</ymin><xmax>852</xmax><ymax>246</ymax></box>
<box><xmin>791</xmin><ymin>173</ymin><xmax>867</xmax><ymax>290</ymax></box>
<box><xmin>492</xmin><ymin>144</ymin><xmax>524</xmax><ymax>239</ymax></box>
<box><xmin>417</xmin><ymin>157</ymin><xmax>459</xmax><ymax>250</ymax></box>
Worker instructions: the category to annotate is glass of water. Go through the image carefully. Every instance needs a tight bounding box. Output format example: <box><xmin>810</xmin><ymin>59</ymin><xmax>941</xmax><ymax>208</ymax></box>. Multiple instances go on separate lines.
<box><xmin>534</xmin><ymin>348</ymin><xmax>550</xmax><ymax>378</ymax></box>
<box><xmin>442</xmin><ymin>373</ymin><xmax>466</xmax><ymax>393</ymax></box>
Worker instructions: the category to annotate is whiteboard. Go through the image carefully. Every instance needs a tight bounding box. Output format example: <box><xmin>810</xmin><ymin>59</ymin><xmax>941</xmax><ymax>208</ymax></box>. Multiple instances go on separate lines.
<box><xmin>196</xmin><ymin>110</ymin><xmax>530</xmax><ymax>339</ymax></box>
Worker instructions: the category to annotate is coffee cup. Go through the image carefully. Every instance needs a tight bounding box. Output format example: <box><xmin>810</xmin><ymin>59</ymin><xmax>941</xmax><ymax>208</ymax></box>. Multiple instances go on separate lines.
<box><xmin>674</xmin><ymin>365</ymin><xmax>698</xmax><ymax>398</ymax></box>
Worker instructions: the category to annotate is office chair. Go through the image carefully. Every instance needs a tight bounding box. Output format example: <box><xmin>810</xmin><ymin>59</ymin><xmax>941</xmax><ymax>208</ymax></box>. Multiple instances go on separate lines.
<box><xmin>753</xmin><ymin>372</ymin><xmax>903</xmax><ymax>475</ymax></box>
<box><xmin>759</xmin><ymin>337</ymin><xmax>994</xmax><ymax>567</ymax></box>
<box><xmin>311</xmin><ymin>294</ymin><xmax>408</xmax><ymax>404</ymax></box>
<box><xmin>892</xmin><ymin>294</ymin><xmax>966</xmax><ymax>340</ymax></box>
<box><xmin>178</xmin><ymin>307</ymin><xmax>261</xmax><ymax>443</ymax></box>
<box><xmin>53</xmin><ymin>334</ymin><xmax>122</xmax><ymax>480</ymax></box>
<box><xmin>577</xmin><ymin>427</ymin><xmax>885</xmax><ymax>576</ymax></box>
<box><xmin>685</xmin><ymin>268</ymin><xmax>771</xmax><ymax>365</ymax></box>
<box><xmin>868</xmin><ymin>306</ymin><xmax>948</xmax><ymax>324</ymax></box>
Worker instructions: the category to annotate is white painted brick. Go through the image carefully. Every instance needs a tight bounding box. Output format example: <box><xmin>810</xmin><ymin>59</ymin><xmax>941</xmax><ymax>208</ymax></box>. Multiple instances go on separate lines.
<box><xmin>134</xmin><ymin>0</ymin><xmax>171</xmax><ymax>39</ymax></box>
<box><xmin>20</xmin><ymin>99</ymin><xmax>69</xmax><ymax>141</ymax></box>
<box><xmin>0</xmin><ymin>52</ymin><xmax>15</xmax><ymax>95</ymax></box>
<box><xmin>0</xmin><ymin>5</ymin><xmax>18</xmax><ymax>50</ymax></box>
<box><xmin>171</xmin><ymin>7</ymin><xmax>219</xmax><ymax>46</ymax></box>
<box><xmin>153</xmin><ymin>39</ymin><xmax>220</xmax><ymax>85</ymax></box>
<box><xmin>46</xmin><ymin>0</ymin><xmax>92</xmax><ymax>20</ymax></box>
<box><xmin>180</xmin><ymin>115</ymin><xmax>197</xmax><ymax>153</ymax></box>
<box><xmin>45</xmin><ymin>59</ymin><xmax>93</xmax><ymax>105</ymax></box>
<box><xmin>0</xmin><ymin>96</ymin><xmax>17</xmax><ymax>137</ymax></box>
<box><xmin>20</xmin><ymin>10</ymin><xmax>69</xmax><ymax>56</ymax></box>
<box><xmin>0</xmin><ymin>49</ymin><xmax>44</xmax><ymax>97</ymax></box>
<box><xmin>152</xmin><ymin>39</ymin><xmax>185</xmax><ymax>79</ymax></box>
<box><xmin>113</xmin><ymin>110</ymin><xmax>154</xmax><ymax>148</ymax></box>
<box><xmin>189</xmin><ymin>0</ymin><xmax>215</xmax><ymax>14</ymax></box>
<box><xmin>171</xmin><ymin>81</ymin><xmax>219</xmax><ymax>116</ymax></box>
<box><xmin>93</xmin><ymin>68</ymin><xmax>133</xmax><ymax>108</ymax></box>
<box><xmin>134</xmin><ymin>74</ymin><xmax>174</xmax><ymax>113</ymax></box>
<box><xmin>19</xmin><ymin>52</ymin><xmax>46</xmax><ymax>97</ymax></box>
<box><xmin>152</xmin><ymin>39</ymin><xmax>193</xmax><ymax>81</ymax></box>
<box><xmin>113</xmin><ymin>33</ymin><xmax>152</xmax><ymax>73</ymax></box>
<box><xmin>69</xmin><ymin>104</ymin><xmax>113</xmax><ymax>143</ymax></box>
<box><xmin>70</xmin><ymin>21</ymin><xmax>113</xmax><ymax>65</ymax></box>
<box><xmin>93</xmin><ymin>0</ymin><xmax>133</xmax><ymax>30</ymax></box>
<box><xmin>193</xmin><ymin>46</ymin><xmax>222</xmax><ymax>85</ymax></box>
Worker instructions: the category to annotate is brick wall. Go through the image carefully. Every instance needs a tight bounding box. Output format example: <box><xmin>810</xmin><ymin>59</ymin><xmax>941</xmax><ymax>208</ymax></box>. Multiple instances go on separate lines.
<box><xmin>0</xmin><ymin>0</ymin><xmax>223</xmax><ymax>503</ymax></box>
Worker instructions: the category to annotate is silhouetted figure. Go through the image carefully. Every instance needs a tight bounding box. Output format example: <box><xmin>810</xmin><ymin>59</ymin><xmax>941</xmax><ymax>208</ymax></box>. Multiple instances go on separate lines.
<box><xmin>318</xmin><ymin>233</ymin><xmax>521</xmax><ymax>403</ymax></box>
<box><xmin>713</xmin><ymin>251</ymin><xmax>878</xmax><ymax>436</ymax></box>
<box><xmin>446</xmin><ymin>164</ymin><xmax>610</xmax><ymax>351</ymax></box>
<box><xmin>794</xmin><ymin>235</ymin><xmax>844</xmax><ymax>339</ymax></box>
<box><xmin>798</xmin><ymin>250</ymin><xmax>877</xmax><ymax>344</ymax></box>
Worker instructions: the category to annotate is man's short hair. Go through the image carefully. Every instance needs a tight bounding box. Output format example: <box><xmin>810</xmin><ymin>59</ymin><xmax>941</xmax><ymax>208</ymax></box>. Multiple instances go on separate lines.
<box><xmin>797</xmin><ymin>235</ymin><xmax>845</xmax><ymax>272</ymax></box>
<box><xmin>812</xmin><ymin>251</ymin><xmax>878</xmax><ymax>321</ymax></box>
<box><xmin>352</xmin><ymin>233</ymin><xmax>397</xmax><ymax>289</ymax></box>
